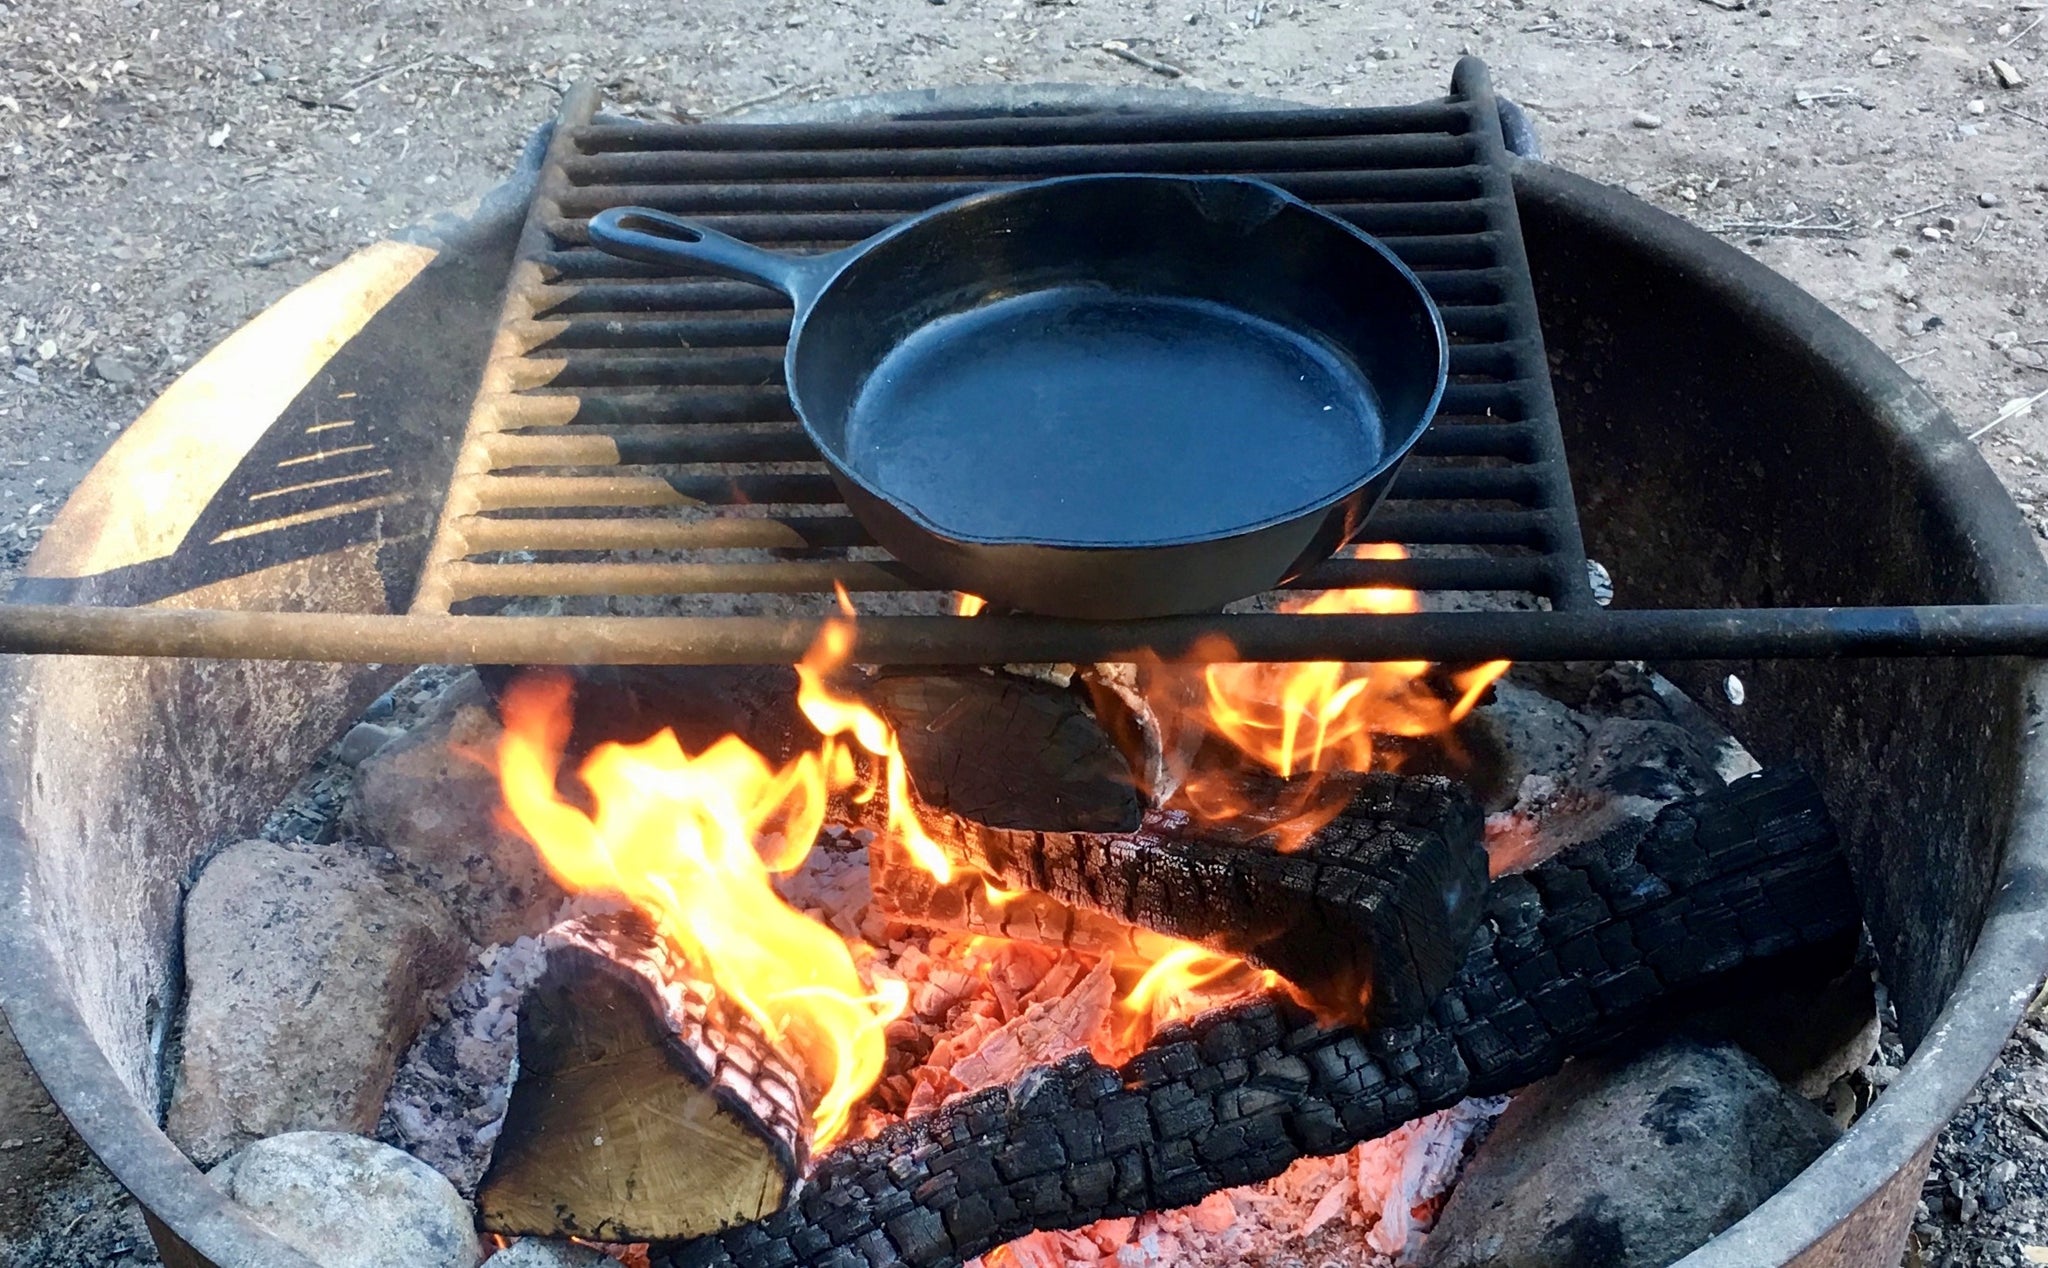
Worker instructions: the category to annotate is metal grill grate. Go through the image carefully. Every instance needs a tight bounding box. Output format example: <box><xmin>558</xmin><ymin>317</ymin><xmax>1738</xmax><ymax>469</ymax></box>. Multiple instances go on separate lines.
<box><xmin>409</xmin><ymin>60</ymin><xmax>1595</xmax><ymax>657</ymax></box>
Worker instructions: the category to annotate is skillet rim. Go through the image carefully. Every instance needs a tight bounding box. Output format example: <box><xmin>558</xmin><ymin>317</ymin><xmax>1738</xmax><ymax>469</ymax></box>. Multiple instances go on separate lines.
<box><xmin>785</xmin><ymin>171</ymin><xmax>1452</xmax><ymax>551</ymax></box>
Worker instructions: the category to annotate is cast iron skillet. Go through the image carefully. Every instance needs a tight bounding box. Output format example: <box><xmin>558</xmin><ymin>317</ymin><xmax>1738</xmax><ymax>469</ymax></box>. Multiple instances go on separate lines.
<box><xmin>588</xmin><ymin>174</ymin><xmax>1449</xmax><ymax>620</ymax></box>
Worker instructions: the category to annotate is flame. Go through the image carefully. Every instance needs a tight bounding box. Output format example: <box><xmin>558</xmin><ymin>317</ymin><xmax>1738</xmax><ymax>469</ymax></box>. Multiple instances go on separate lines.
<box><xmin>1112</xmin><ymin>946</ymin><xmax>1281</xmax><ymax>1057</ymax></box>
<box><xmin>955</xmin><ymin>593</ymin><xmax>987</xmax><ymax>617</ymax></box>
<box><xmin>1165</xmin><ymin>544</ymin><xmax>1509</xmax><ymax>846</ymax></box>
<box><xmin>1203</xmin><ymin>545</ymin><xmax>1509</xmax><ymax>778</ymax></box>
<box><xmin>794</xmin><ymin>615</ymin><xmax>956</xmax><ymax>883</ymax></box>
<box><xmin>495</xmin><ymin>671</ymin><xmax>908</xmax><ymax>1150</ymax></box>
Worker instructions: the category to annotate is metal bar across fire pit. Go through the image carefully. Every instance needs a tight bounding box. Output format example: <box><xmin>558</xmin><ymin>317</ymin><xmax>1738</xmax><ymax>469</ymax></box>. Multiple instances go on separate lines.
<box><xmin>10</xmin><ymin>601</ymin><xmax>2048</xmax><ymax>664</ymax></box>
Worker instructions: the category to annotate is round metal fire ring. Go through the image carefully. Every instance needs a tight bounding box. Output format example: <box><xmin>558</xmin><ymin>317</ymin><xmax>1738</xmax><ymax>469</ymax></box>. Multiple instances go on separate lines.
<box><xmin>0</xmin><ymin>84</ymin><xmax>2042</xmax><ymax>1268</ymax></box>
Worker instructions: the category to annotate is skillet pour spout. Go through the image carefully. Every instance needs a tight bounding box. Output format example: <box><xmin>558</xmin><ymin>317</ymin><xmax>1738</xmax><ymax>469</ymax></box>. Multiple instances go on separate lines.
<box><xmin>588</xmin><ymin>174</ymin><xmax>1450</xmax><ymax>620</ymax></box>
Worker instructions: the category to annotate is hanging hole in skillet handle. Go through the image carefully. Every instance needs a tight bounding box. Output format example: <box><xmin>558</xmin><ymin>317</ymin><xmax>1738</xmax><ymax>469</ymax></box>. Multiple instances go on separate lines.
<box><xmin>588</xmin><ymin>206</ymin><xmax>839</xmax><ymax>305</ymax></box>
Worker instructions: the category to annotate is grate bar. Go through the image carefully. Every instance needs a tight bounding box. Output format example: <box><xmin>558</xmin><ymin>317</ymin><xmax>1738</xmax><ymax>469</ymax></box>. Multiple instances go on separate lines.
<box><xmin>559</xmin><ymin>134</ymin><xmax>1478</xmax><ymax>183</ymax></box>
<box><xmin>550</xmin><ymin>171</ymin><xmax>1490</xmax><ymax>216</ymax></box>
<box><xmin>572</xmin><ymin>103</ymin><xmax>1479</xmax><ymax>151</ymax></box>
<box><xmin>409</xmin><ymin>60</ymin><xmax>1598</xmax><ymax>648</ymax></box>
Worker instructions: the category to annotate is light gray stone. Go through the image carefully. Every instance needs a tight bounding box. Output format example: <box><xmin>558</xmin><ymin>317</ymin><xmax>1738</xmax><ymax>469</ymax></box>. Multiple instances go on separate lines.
<box><xmin>349</xmin><ymin>673</ymin><xmax>566</xmax><ymax>944</ymax></box>
<box><xmin>1419</xmin><ymin>1038</ymin><xmax>1841</xmax><ymax>1268</ymax></box>
<box><xmin>482</xmin><ymin>1238</ymin><xmax>613</xmax><ymax>1267</ymax></box>
<box><xmin>210</xmin><ymin>1131</ymin><xmax>481</xmax><ymax>1268</ymax></box>
<box><xmin>167</xmin><ymin>840</ymin><xmax>467</xmax><ymax>1166</ymax></box>
<box><xmin>337</xmin><ymin>721</ymin><xmax>404</xmax><ymax>766</ymax></box>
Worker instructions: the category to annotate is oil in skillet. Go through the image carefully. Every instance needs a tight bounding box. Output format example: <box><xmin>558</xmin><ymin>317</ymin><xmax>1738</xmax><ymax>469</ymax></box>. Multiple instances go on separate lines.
<box><xmin>842</xmin><ymin>288</ymin><xmax>1383</xmax><ymax>546</ymax></box>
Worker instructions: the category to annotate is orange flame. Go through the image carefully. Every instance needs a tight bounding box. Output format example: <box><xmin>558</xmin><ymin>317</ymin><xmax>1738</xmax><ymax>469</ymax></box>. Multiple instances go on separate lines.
<box><xmin>1112</xmin><ymin>946</ymin><xmax>1281</xmax><ymax>1058</ymax></box>
<box><xmin>495</xmin><ymin>671</ymin><xmax>909</xmax><ymax>1150</ymax></box>
<box><xmin>1145</xmin><ymin>544</ymin><xmax>1511</xmax><ymax>848</ymax></box>
<box><xmin>1202</xmin><ymin>544</ymin><xmax>1509</xmax><ymax>778</ymax></box>
<box><xmin>955</xmin><ymin>593</ymin><xmax>987</xmax><ymax>617</ymax></box>
<box><xmin>794</xmin><ymin>615</ymin><xmax>956</xmax><ymax>883</ymax></box>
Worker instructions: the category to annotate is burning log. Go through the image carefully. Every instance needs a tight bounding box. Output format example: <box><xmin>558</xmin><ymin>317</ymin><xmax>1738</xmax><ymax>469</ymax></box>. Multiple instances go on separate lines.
<box><xmin>467</xmin><ymin>915</ymin><xmax>812</xmax><ymax>1243</ymax></box>
<box><xmin>656</xmin><ymin>765</ymin><xmax>1857</xmax><ymax>1268</ymax></box>
<box><xmin>870</xmin><ymin>771</ymin><xmax>1491</xmax><ymax>1025</ymax></box>
<box><xmin>866</xmin><ymin>671</ymin><xmax>1144</xmax><ymax>834</ymax></box>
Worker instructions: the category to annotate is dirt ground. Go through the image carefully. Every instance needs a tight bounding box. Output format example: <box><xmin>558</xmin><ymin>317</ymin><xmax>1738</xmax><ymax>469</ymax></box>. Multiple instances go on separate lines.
<box><xmin>1</xmin><ymin>0</ymin><xmax>2045</xmax><ymax>1263</ymax></box>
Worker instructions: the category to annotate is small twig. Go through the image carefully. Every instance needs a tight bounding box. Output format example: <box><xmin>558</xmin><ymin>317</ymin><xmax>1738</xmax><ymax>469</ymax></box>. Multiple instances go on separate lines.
<box><xmin>2015</xmin><ymin>1101</ymin><xmax>2048</xmax><ymax>1141</ymax></box>
<box><xmin>1711</xmin><ymin>216</ymin><xmax>1855</xmax><ymax>239</ymax></box>
<box><xmin>1895</xmin><ymin>348</ymin><xmax>1939</xmax><ymax>364</ymax></box>
<box><xmin>1694</xmin><ymin>0</ymin><xmax>1746</xmax><ymax>10</ymax></box>
<box><xmin>2003</xmin><ymin>103</ymin><xmax>2048</xmax><ymax>129</ymax></box>
<box><xmin>1969</xmin><ymin>386</ymin><xmax>2048</xmax><ymax>441</ymax></box>
<box><xmin>712</xmin><ymin>80</ymin><xmax>821</xmax><ymax>116</ymax></box>
<box><xmin>2007</xmin><ymin>14</ymin><xmax>2045</xmax><ymax>45</ymax></box>
<box><xmin>1248</xmin><ymin>0</ymin><xmax>1269</xmax><ymax>27</ymax></box>
<box><xmin>281</xmin><ymin>91</ymin><xmax>355</xmax><ymax>112</ymax></box>
<box><xmin>1888</xmin><ymin>200</ymin><xmax>1953</xmax><ymax>225</ymax></box>
<box><xmin>341</xmin><ymin>52</ymin><xmax>444</xmax><ymax>99</ymax></box>
<box><xmin>1521</xmin><ymin>21</ymin><xmax>1557</xmax><ymax>33</ymax></box>
<box><xmin>1972</xmin><ymin>217</ymin><xmax>1994</xmax><ymax>246</ymax></box>
<box><xmin>1621</xmin><ymin>54</ymin><xmax>1654</xmax><ymax>75</ymax></box>
<box><xmin>1100</xmin><ymin>40</ymin><xmax>1189</xmax><ymax>77</ymax></box>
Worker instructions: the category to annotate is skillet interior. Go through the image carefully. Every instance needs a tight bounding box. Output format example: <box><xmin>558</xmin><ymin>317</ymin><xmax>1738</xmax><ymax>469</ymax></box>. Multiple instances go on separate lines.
<box><xmin>787</xmin><ymin>175</ymin><xmax>1448</xmax><ymax>549</ymax></box>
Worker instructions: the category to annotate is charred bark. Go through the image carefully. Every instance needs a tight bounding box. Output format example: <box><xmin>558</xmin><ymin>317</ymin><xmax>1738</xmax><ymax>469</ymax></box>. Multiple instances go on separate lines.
<box><xmin>658</xmin><ymin>765</ymin><xmax>1857</xmax><ymax>1268</ymax></box>
<box><xmin>473</xmin><ymin>916</ymin><xmax>812</xmax><ymax>1244</ymax></box>
<box><xmin>867</xmin><ymin>671</ymin><xmax>1143</xmax><ymax>834</ymax></box>
<box><xmin>878</xmin><ymin>772</ymin><xmax>1490</xmax><ymax>1025</ymax></box>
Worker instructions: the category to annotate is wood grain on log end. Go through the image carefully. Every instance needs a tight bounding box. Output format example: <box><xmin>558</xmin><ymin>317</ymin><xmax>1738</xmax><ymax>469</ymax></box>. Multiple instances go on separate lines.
<box><xmin>477</xmin><ymin>920</ymin><xmax>808</xmax><ymax>1243</ymax></box>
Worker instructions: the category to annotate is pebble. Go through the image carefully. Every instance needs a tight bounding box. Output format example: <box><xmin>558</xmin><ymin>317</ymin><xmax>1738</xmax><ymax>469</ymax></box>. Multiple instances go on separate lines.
<box><xmin>1979</xmin><ymin>192</ymin><xmax>2003</xmax><ymax>209</ymax></box>
<box><xmin>209</xmin><ymin>1132</ymin><xmax>480</xmax><ymax>1268</ymax></box>
<box><xmin>1920</xmin><ymin>225</ymin><xmax>1944</xmax><ymax>241</ymax></box>
<box><xmin>1892</xmin><ymin>245</ymin><xmax>1914</xmax><ymax>259</ymax></box>
<box><xmin>1869</xmin><ymin>48</ymin><xmax>1893</xmax><ymax>67</ymax></box>
<box><xmin>1992</xmin><ymin>58</ymin><xmax>2028</xmax><ymax>89</ymax></box>
<box><xmin>1856</xmin><ymin>296</ymin><xmax>1881</xmax><ymax>312</ymax></box>
<box><xmin>1968</xmin><ymin>98</ymin><xmax>1989</xmax><ymax>116</ymax></box>
<box><xmin>336</xmin><ymin>722</ymin><xmax>403</xmax><ymax>767</ymax></box>
<box><xmin>1632</xmin><ymin>111</ymin><xmax>1665</xmax><ymax>129</ymax></box>
<box><xmin>482</xmin><ymin>1239</ymin><xmax>611</xmax><ymax>1268</ymax></box>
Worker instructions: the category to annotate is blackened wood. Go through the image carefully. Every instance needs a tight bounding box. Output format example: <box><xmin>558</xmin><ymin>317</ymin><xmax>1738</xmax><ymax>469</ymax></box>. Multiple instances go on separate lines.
<box><xmin>476</xmin><ymin>917</ymin><xmax>810</xmax><ymax>1243</ymax></box>
<box><xmin>893</xmin><ymin>772</ymin><xmax>1490</xmax><ymax>1025</ymax></box>
<box><xmin>869</xmin><ymin>831</ymin><xmax>1187</xmax><ymax>963</ymax></box>
<box><xmin>655</xmin><ymin>766</ymin><xmax>1857</xmax><ymax>1268</ymax></box>
<box><xmin>867</xmin><ymin>671</ymin><xmax>1142</xmax><ymax>833</ymax></box>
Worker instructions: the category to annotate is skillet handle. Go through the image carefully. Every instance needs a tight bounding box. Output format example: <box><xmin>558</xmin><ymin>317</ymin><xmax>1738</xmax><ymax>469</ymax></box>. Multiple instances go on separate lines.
<box><xmin>587</xmin><ymin>207</ymin><xmax>840</xmax><ymax>305</ymax></box>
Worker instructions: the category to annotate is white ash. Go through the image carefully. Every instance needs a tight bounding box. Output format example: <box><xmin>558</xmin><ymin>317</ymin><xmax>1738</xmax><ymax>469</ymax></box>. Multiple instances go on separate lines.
<box><xmin>377</xmin><ymin>932</ymin><xmax>549</xmax><ymax>1194</ymax></box>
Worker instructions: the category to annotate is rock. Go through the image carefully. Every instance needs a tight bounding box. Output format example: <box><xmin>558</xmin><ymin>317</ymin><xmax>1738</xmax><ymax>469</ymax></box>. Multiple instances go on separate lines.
<box><xmin>1992</xmin><ymin>58</ymin><xmax>2027</xmax><ymax>89</ymax></box>
<box><xmin>349</xmin><ymin>673</ymin><xmax>567</xmax><ymax>944</ymax></box>
<box><xmin>88</xmin><ymin>353</ymin><xmax>137</xmax><ymax>385</ymax></box>
<box><xmin>1968</xmin><ymin>98</ymin><xmax>1989</xmax><ymax>115</ymax></box>
<box><xmin>209</xmin><ymin>1132</ymin><xmax>481</xmax><ymax>1268</ymax></box>
<box><xmin>1631</xmin><ymin>110</ymin><xmax>1664</xmax><ymax>129</ymax></box>
<box><xmin>1419</xmin><ymin>1038</ymin><xmax>1840</xmax><ymax>1268</ymax></box>
<box><xmin>336</xmin><ymin>721</ymin><xmax>403</xmax><ymax>766</ymax></box>
<box><xmin>167</xmin><ymin>841</ymin><xmax>467</xmax><ymax>1166</ymax></box>
<box><xmin>1869</xmin><ymin>47</ymin><xmax>1893</xmax><ymax>67</ymax></box>
<box><xmin>2009</xmin><ymin>346</ymin><xmax>2048</xmax><ymax>371</ymax></box>
<box><xmin>482</xmin><ymin>1239</ymin><xmax>612</xmax><ymax>1267</ymax></box>
<box><xmin>1980</xmin><ymin>191</ymin><xmax>2004</xmax><ymax>209</ymax></box>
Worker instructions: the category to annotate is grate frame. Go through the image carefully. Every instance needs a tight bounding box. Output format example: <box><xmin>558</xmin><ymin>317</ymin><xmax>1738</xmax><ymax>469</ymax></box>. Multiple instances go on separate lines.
<box><xmin>408</xmin><ymin>60</ymin><xmax>1595</xmax><ymax>652</ymax></box>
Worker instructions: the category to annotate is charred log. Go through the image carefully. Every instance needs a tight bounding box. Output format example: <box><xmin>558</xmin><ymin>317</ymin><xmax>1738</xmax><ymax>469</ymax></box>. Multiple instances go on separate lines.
<box><xmin>471</xmin><ymin>915</ymin><xmax>811</xmax><ymax>1244</ymax></box>
<box><xmin>657</xmin><ymin>765</ymin><xmax>1857</xmax><ymax>1268</ymax></box>
<box><xmin>875</xmin><ymin>772</ymin><xmax>1490</xmax><ymax>1025</ymax></box>
<box><xmin>870</xmin><ymin>839</ymin><xmax>1188</xmax><ymax>964</ymax></box>
<box><xmin>867</xmin><ymin>672</ymin><xmax>1143</xmax><ymax>834</ymax></box>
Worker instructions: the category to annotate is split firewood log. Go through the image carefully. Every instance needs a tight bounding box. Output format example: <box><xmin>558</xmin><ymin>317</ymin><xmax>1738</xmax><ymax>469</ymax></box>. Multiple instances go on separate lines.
<box><xmin>421</xmin><ymin>913</ymin><xmax>812</xmax><ymax>1244</ymax></box>
<box><xmin>657</xmin><ymin>765</ymin><xmax>1859</xmax><ymax>1268</ymax></box>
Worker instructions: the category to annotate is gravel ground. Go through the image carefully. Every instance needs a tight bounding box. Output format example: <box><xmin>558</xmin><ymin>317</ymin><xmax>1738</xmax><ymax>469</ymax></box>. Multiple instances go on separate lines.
<box><xmin>1</xmin><ymin>0</ymin><xmax>2045</xmax><ymax>1263</ymax></box>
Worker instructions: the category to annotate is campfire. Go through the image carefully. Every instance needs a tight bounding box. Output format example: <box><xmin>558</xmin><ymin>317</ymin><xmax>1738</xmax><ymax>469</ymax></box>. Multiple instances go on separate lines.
<box><xmin>169</xmin><ymin>556</ymin><xmax>1846</xmax><ymax>1268</ymax></box>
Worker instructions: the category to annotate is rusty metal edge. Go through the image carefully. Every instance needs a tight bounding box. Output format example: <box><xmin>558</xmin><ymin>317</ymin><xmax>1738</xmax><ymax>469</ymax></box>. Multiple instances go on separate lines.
<box><xmin>1500</xmin><ymin>161</ymin><xmax>2048</xmax><ymax>1268</ymax></box>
